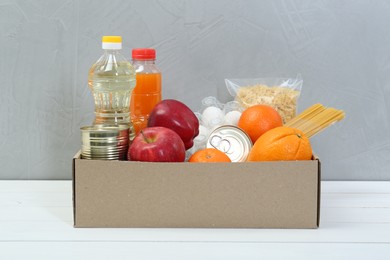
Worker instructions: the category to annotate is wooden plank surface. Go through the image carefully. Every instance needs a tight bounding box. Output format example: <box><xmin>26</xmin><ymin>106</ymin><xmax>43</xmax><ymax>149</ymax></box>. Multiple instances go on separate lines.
<box><xmin>1</xmin><ymin>242</ymin><xmax>390</xmax><ymax>260</ymax></box>
<box><xmin>0</xmin><ymin>181</ymin><xmax>389</xmax><ymax>259</ymax></box>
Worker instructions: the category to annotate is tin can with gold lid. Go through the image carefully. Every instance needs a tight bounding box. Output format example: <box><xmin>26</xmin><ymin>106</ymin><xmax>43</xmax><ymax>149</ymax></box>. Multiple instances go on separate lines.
<box><xmin>206</xmin><ymin>125</ymin><xmax>253</xmax><ymax>162</ymax></box>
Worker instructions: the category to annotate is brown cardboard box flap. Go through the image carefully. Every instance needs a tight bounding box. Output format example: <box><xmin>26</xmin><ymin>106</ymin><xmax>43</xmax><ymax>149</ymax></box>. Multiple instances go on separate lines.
<box><xmin>73</xmin><ymin>153</ymin><xmax>320</xmax><ymax>228</ymax></box>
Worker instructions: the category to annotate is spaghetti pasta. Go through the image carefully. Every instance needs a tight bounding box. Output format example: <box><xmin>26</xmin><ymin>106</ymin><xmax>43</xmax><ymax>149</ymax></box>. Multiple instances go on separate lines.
<box><xmin>285</xmin><ymin>104</ymin><xmax>345</xmax><ymax>138</ymax></box>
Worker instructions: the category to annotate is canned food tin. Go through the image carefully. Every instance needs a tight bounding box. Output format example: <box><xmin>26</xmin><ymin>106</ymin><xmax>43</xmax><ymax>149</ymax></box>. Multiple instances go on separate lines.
<box><xmin>80</xmin><ymin>124</ymin><xmax>130</xmax><ymax>160</ymax></box>
<box><xmin>206</xmin><ymin>125</ymin><xmax>253</xmax><ymax>162</ymax></box>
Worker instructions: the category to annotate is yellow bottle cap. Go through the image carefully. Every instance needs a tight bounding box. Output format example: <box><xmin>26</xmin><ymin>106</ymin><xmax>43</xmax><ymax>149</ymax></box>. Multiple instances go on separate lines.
<box><xmin>102</xmin><ymin>36</ymin><xmax>122</xmax><ymax>43</ymax></box>
<box><xmin>102</xmin><ymin>36</ymin><xmax>122</xmax><ymax>50</ymax></box>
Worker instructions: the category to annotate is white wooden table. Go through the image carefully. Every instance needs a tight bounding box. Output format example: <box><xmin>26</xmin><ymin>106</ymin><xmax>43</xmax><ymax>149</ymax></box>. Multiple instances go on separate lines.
<box><xmin>0</xmin><ymin>181</ymin><xmax>389</xmax><ymax>259</ymax></box>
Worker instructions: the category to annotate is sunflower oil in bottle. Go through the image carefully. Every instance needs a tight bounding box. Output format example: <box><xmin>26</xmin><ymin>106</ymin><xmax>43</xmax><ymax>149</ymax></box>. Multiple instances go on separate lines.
<box><xmin>88</xmin><ymin>36</ymin><xmax>136</xmax><ymax>138</ymax></box>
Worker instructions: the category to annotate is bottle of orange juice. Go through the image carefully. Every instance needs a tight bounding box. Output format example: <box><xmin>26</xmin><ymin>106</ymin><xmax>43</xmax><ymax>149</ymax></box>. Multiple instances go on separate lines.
<box><xmin>130</xmin><ymin>48</ymin><xmax>162</xmax><ymax>134</ymax></box>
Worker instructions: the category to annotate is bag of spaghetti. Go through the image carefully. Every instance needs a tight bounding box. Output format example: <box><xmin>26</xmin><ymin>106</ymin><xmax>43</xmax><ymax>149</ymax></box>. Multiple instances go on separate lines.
<box><xmin>225</xmin><ymin>76</ymin><xmax>303</xmax><ymax>123</ymax></box>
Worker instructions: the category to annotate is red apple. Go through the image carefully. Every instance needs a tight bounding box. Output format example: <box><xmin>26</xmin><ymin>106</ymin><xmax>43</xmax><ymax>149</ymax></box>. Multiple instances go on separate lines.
<box><xmin>148</xmin><ymin>99</ymin><xmax>199</xmax><ymax>150</ymax></box>
<box><xmin>128</xmin><ymin>126</ymin><xmax>186</xmax><ymax>162</ymax></box>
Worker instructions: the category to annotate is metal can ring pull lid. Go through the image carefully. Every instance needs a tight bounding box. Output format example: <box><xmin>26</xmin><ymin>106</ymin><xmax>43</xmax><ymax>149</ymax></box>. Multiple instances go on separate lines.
<box><xmin>206</xmin><ymin>125</ymin><xmax>253</xmax><ymax>162</ymax></box>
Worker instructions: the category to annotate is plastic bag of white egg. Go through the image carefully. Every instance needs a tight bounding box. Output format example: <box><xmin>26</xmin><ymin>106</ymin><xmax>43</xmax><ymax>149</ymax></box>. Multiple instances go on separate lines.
<box><xmin>186</xmin><ymin>96</ymin><xmax>243</xmax><ymax>159</ymax></box>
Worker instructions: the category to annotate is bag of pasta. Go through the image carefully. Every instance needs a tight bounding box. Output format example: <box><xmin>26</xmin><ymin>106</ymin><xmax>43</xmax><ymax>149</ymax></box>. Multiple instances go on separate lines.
<box><xmin>225</xmin><ymin>76</ymin><xmax>303</xmax><ymax>123</ymax></box>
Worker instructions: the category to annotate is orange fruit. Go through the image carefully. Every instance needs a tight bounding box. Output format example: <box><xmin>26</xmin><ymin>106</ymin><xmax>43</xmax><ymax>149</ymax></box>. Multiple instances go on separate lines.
<box><xmin>238</xmin><ymin>105</ymin><xmax>283</xmax><ymax>143</ymax></box>
<box><xmin>189</xmin><ymin>148</ymin><xmax>231</xmax><ymax>163</ymax></box>
<box><xmin>247</xmin><ymin>126</ymin><xmax>312</xmax><ymax>161</ymax></box>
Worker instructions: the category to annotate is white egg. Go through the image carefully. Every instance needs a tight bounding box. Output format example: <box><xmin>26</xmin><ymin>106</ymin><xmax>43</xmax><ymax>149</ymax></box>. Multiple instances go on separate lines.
<box><xmin>202</xmin><ymin>106</ymin><xmax>224</xmax><ymax>127</ymax></box>
<box><xmin>224</xmin><ymin>110</ymin><xmax>242</xmax><ymax>126</ymax></box>
<box><xmin>194</xmin><ymin>125</ymin><xmax>210</xmax><ymax>143</ymax></box>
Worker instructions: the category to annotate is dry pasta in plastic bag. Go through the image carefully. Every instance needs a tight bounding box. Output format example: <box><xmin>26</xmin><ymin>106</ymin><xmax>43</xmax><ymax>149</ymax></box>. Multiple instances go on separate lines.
<box><xmin>225</xmin><ymin>76</ymin><xmax>303</xmax><ymax>123</ymax></box>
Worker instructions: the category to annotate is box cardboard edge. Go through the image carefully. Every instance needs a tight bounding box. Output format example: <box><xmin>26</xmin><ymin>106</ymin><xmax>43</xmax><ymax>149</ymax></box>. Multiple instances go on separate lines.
<box><xmin>72</xmin><ymin>151</ymin><xmax>321</xmax><ymax>229</ymax></box>
<box><xmin>72</xmin><ymin>151</ymin><xmax>81</xmax><ymax>227</ymax></box>
<box><xmin>317</xmin><ymin>157</ymin><xmax>321</xmax><ymax>228</ymax></box>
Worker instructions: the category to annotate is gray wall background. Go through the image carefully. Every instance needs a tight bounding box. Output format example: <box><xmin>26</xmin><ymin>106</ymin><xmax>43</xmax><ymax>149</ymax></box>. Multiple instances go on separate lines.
<box><xmin>1</xmin><ymin>0</ymin><xmax>389</xmax><ymax>180</ymax></box>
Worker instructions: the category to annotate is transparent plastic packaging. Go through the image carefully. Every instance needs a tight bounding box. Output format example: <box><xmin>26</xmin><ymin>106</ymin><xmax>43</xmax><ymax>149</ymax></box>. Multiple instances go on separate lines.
<box><xmin>225</xmin><ymin>76</ymin><xmax>303</xmax><ymax>123</ymax></box>
<box><xmin>186</xmin><ymin>96</ymin><xmax>244</xmax><ymax>160</ymax></box>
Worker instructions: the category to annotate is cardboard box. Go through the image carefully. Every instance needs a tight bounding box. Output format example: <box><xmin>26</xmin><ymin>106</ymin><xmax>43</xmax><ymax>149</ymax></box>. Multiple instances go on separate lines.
<box><xmin>72</xmin><ymin>151</ymin><xmax>320</xmax><ymax>228</ymax></box>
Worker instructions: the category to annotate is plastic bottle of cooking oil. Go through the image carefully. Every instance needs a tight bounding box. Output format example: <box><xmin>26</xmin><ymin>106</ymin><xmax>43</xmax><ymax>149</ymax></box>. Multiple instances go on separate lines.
<box><xmin>130</xmin><ymin>48</ymin><xmax>162</xmax><ymax>134</ymax></box>
<box><xmin>88</xmin><ymin>36</ymin><xmax>136</xmax><ymax>136</ymax></box>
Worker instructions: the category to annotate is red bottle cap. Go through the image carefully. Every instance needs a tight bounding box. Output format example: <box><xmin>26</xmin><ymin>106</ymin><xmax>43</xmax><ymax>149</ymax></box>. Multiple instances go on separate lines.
<box><xmin>132</xmin><ymin>48</ymin><xmax>156</xmax><ymax>60</ymax></box>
